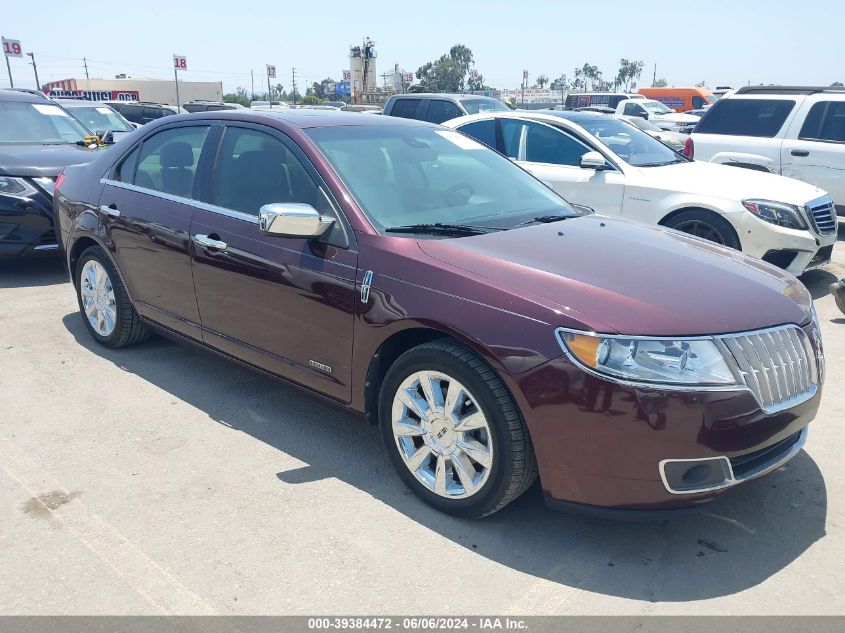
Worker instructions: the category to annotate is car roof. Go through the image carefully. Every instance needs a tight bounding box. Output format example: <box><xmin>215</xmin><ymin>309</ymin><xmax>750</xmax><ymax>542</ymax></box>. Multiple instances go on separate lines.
<box><xmin>444</xmin><ymin>110</ymin><xmax>596</xmax><ymax>131</ymax></box>
<box><xmin>391</xmin><ymin>93</ymin><xmax>499</xmax><ymax>102</ymax></box>
<box><xmin>172</xmin><ymin>109</ymin><xmax>437</xmax><ymax>129</ymax></box>
<box><xmin>0</xmin><ymin>89</ymin><xmax>50</xmax><ymax>103</ymax></box>
<box><xmin>58</xmin><ymin>100</ymin><xmax>115</xmax><ymax>107</ymax></box>
<box><xmin>734</xmin><ymin>85</ymin><xmax>845</xmax><ymax>96</ymax></box>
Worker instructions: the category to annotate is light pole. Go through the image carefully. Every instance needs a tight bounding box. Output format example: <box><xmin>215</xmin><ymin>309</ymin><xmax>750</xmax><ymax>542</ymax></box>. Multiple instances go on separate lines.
<box><xmin>27</xmin><ymin>52</ymin><xmax>39</xmax><ymax>89</ymax></box>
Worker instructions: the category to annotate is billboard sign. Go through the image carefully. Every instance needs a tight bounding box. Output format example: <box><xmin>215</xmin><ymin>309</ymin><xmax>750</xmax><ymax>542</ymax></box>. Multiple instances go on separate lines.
<box><xmin>47</xmin><ymin>90</ymin><xmax>141</xmax><ymax>101</ymax></box>
<box><xmin>336</xmin><ymin>81</ymin><xmax>351</xmax><ymax>95</ymax></box>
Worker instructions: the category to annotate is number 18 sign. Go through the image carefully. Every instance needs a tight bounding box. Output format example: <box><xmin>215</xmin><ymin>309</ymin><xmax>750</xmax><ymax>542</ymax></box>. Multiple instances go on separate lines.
<box><xmin>2</xmin><ymin>37</ymin><xmax>22</xmax><ymax>58</ymax></box>
<box><xmin>173</xmin><ymin>55</ymin><xmax>187</xmax><ymax>71</ymax></box>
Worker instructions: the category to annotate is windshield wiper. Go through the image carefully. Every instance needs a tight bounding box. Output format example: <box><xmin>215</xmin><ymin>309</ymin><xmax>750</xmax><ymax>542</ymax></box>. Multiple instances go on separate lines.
<box><xmin>638</xmin><ymin>159</ymin><xmax>683</xmax><ymax>167</ymax></box>
<box><xmin>385</xmin><ymin>223</ymin><xmax>496</xmax><ymax>236</ymax></box>
<box><xmin>513</xmin><ymin>214</ymin><xmax>573</xmax><ymax>228</ymax></box>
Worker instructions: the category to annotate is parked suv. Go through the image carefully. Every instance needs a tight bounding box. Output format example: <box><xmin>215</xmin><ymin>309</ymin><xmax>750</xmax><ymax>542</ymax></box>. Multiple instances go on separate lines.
<box><xmin>104</xmin><ymin>101</ymin><xmax>186</xmax><ymax>125</ymax></box>
<box><xmin>689</xmin><ymin>86</ymin><xmax>845</xmax><ymax>214</ymax></box>
<box><xmin>382</xmin><ymin>93</ymin><xmax>509</xmax><ymax>124</ymax></box>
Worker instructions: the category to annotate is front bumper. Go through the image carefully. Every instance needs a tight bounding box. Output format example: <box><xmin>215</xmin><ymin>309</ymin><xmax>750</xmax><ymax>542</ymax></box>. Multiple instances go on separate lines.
<box><xmin>515</xmin><ymin>340</ymin><xmax>820</xmax><ymax>512</ymax></box>
<box><xmin>0</xmin><ymin>189</ymin><xmax>57</xmax><ymax>259</ymax></box>
<box><xmin>731</xmin><ymin>208</ymin><xmax>837</xmax><ymax>276</ymax></box>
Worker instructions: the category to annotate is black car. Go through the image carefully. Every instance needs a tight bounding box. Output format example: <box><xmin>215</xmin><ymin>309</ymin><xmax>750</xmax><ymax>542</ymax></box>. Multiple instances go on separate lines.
<box><xmin>382</xmin><ymin>93</ymin><xmax>510</xmax><ymax>124</ymax></box>
<box><xmin>0</xmin><ymin>90</ymin><xmax>102</xmax><ymax>258</ymax></box>
<box><xmin>103</xmin><ymin>101</ymin><xmax>185</xmax><ymax>125</ymax></box>
<box><xmin>182</xmin><ymin>101</ymin><xmax>240</xmax><ymax>113</ymax></box>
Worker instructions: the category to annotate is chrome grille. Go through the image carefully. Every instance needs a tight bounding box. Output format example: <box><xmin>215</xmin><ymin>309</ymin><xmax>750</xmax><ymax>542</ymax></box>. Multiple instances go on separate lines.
<box><xmin>807</xmin><ymin>197</ymin><xmax>837</xmax><ymax>234</ymax></box>
<box><xmin>719</xmin><ymin>326</ymin><xmax>815</xmax><ymax>413</ymax></box>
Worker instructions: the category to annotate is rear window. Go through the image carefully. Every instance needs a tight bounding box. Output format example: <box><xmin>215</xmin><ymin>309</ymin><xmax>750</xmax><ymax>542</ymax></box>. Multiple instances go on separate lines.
<box><xmin>389</xmin><ymin>98</ymin><xmax>422</xmax><ymax>119</ymax></box>
<box><xmin>695</xmin><ymin>98</ymin><xmax>795</xmax><ymax>137</ymax></box>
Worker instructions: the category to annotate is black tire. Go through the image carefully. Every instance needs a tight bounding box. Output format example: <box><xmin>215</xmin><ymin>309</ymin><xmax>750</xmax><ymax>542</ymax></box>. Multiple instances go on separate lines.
<box><xmin>664</xmin><ymin>209</ymin><xmax>741</xmax><ymax>250</ymax></box>
<box><xmin>75</xmin><ymin>245</ymin><xmax>149</xmax><ymax>348</ymax></box>
<box><xmin>378</xmin><ymin>339</ymin><xmax>537</xmax><ymax>518</ymax></box>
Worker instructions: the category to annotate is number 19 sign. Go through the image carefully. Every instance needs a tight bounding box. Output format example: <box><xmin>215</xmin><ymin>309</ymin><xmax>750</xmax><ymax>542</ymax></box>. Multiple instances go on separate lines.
<box><xmin>2</xmin><ymin>37</ymin><xmax>22</xmax><ymax>58</ymax></box>
<box><xmin>173</xmin><ymin>55</ymin><xmax>187</xmax><ymax>71</ymax></box>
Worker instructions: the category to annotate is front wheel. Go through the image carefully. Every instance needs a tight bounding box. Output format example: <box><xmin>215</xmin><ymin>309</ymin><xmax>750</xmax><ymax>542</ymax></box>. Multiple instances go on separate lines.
<box><xmin>664</xmin><ymin>209</ymin><xmax>741</xmax><ymax>250</ymax></box>
<box><xmin>379</xmin><ymin>340</ymin><xmax>537</xmax><ymax>518</ymax></box>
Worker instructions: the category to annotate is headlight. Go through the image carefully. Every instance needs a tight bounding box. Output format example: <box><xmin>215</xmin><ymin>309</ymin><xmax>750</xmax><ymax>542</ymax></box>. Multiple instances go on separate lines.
<box><xmin>742</xmin><ymin>199</ymin><xmax>808</xmax><ymax>230</ymax></box>
<box><xmin>0</xmin><ymin>176</ymin><xmax>37</xmax><ymax>199</ymax></box>
<box><xmin>556</xmin><ymin>329</ymin><xmax>737</xmax><ymax>386</ymax></box>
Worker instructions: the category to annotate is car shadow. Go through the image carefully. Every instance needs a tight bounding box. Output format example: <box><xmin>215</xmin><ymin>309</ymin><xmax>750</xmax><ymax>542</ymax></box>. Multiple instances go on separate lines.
<box><xmin>0</xmin><ymin>258</ymin><xmax>68</xmax><ymax>289</ymax></box>
<box><xmin>800</xmin><ymin>268</ymin><xmax>838</xmax><ymax>299</ymax></box>
<box><xmin>61</xmin><ymin>313</ymin><xmax>827</xmax><ymax>603</ymax></box>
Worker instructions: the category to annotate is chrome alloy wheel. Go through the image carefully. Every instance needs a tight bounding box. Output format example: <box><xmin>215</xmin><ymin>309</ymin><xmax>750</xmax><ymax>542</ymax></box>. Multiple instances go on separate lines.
<box><xmin>391</xmin><ymin>370</ymin><xmax>493</xmax><ymax>499</ymax></box>
<box><xmin>80</xmin><ymin>260</ymin><xmax>117</xmax><ymax>337</ymax></box>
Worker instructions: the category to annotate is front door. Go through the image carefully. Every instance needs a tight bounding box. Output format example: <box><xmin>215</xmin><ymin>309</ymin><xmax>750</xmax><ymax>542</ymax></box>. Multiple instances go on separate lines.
<box><xmin>98</xmin><ymin>123</ymin><xmax>213</xmax><ymax>337</ymax></box>
<box><xmin>190</xmin><ymin>123</ymin><xmax>357</xmax><ymax>402</ymax></box>
<box><xmin>500</xmin><ymin>118</ymin><xmax>626</xmax><ymax>215</ymax></box>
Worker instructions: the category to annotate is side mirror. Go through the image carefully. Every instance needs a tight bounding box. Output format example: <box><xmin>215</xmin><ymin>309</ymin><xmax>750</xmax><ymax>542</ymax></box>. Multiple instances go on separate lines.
<box><xmin>259</xmin><ymin>203</ymin><xmax>334</xmax><ymax>239</ymax></box>
<box><xmin>638</xmin><ymin>111</ymin><xmax>649</xmax><ymax>119</ymax></box>
<box><xmin>580</xmin><ymin>151</ymin><xmax>610</xmax><ymax>171</ymax></box>
<box><xmin>570</xmin><ymin>203</ymin><xmax>595</xmax><ymax>215</ymax></box>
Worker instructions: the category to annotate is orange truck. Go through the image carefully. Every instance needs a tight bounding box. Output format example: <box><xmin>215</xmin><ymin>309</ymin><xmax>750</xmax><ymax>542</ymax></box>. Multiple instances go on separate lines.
<box><xmin>637</xmin><ymin>87</ymin><xmax>715</xmax><ymax>112</ymax></box>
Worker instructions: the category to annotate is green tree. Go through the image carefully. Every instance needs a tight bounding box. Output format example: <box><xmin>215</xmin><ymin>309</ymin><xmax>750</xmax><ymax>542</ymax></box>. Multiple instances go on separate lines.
<box><xmin>416</xmin><ymin>44</ymin><xmax>481</xmax><ymax>92</ymax></box>
<box><xmin>832</xmin><ymin>81</ymin><xmax>844</xmax><ymax>87</ymax></box>
<box><xmin>301</xmin><ymin>94</ymin><xmax>321</xmax><ymax>105</ymax></box>
<box><xmin>550</xmin><ymin>74</ymin><xmax>570</xmax><ymax>91</ymax></box>
<box><xmin>616</xmin><ymin>59</ymin><xmax>644</xmax><ymax>92</ymax></box>
<box><xmin>535</xmin><ymin>74</ymin><xmax>549</xmax><ymax>89</ymax></box>
<box><xmin>653</xmin><ymin>77</ymin><xmax>668</xmax><ymax>87</ymax></box>
<box><xmin>223</xmin><ymin>92</ymin><xmax>250</xmax><ymax>107</ymax></box>
<box><xmin>573</xmin><ymin>63</ymin><xmax>601</xmax><ymax>91</ymax></box>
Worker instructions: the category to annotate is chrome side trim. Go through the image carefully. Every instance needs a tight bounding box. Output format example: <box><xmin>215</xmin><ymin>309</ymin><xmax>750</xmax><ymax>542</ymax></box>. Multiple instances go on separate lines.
<box><xmin>33</xmin><ymin>243</ymin><xmax>59</xmax><ymax>251</ymax></box>
<box><xmin>658</xmin><ymin>426</ymin><xmax>808</xmax><ymax>495</ymax></box>
<box><xmin>360</xmin><ymin>270</ymin><xmax>373</xmax><ymax>303</ymax></box>
<box><xmin>100</xmin><ymin>178</ymin><xmax>259</xmax><ymax>224</ymax></box>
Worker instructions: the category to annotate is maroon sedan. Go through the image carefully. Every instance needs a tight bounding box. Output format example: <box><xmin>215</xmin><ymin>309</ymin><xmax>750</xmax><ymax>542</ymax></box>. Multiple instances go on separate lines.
<box><xmin>54</xmin><ymin>110</ymin><xmax>824</xmax><ymax>518</ymax></box>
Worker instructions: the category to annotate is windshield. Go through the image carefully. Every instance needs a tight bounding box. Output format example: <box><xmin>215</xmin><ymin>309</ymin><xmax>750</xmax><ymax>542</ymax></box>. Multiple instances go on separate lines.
<box><xmin>306</xmin><ymin>125</ymin><xmax>579</xmax><ymax>233</ymax></box>
<box><xmin>0</xmin><ymin>102</ymin><xmax>91</xmax><ymax>144</ymax></box>
<box><xmin>642</xmin><ymin>100</ymin><xmax>674</xmax><ymax>115</ymax></box>
<box><xmin>66</xmin><ymin>104</ymin><xmax>134</xmax><ymax>132</ymax></box>
<box><xmin>461</xmin><ymin>99</ymin><xmax>510</xmax><ymax>114</ymax></box>
<box><xmin>572</xmin><ymin>117</ymin><xmax>683</xmax><ymax>167</ymax></box>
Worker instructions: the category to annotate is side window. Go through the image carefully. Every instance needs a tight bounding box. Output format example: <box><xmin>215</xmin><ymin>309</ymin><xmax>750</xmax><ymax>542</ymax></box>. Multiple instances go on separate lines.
<box><xmin>692</xmin><ymin>96</ymin><xmax>706</xmax><ymax>109</ymax></box>
<box><xmin>500</xmin><ymin>119</ymin><xmax>525</xmax><ymax>159</ymax></box>
<box><xmin>134</xmin><ymin>126</ymin><xmax>209</xmax><ymax>197</ymax></box>
<box><xmin>800</xmin><ymin>102</ymin><xmax>845</xmax><ymax>142</ymax></box>
<box><xmin>120</xmin><ymin>105</ymin><xmax>142</xmax><ymax>122</ymax></box>
<box><xmin>211</xmin><ymin>127</ymin><xmax>329</xmax><ymax>216</ymax></box>
<box><xmin>623</xmin><ymin>102</ymin><xmax>643</xmax><ymax>116</ymax></box>
<box><xmin>389</xmin><ymin>99</ymin><xmax>422</xmax><ymax>119</ymax></box>
<box><xmin>523</xmin><ymin>121</ymin><xmax>589</xmax><ymax>166</ymax></box>
<box><xmin>456</xmin><ymin>119</ymin><xmax>496</xmax><ymax>149</ymax></box>
<box><xmin>115</xmin><ymin>146</ymin><xmax>140</xmax><ymax>183</ymax></box>
<box><xmin>695</xmin><ymin>99</ymin><xmax>795</xmax><ymax>137</ymax></box>
<box><xmin>425</xmin><ymin>100</ymin><xmax>463</xmax><ymax>124</ymax></box>
<box><xmin>144</xmin><ymin>107</ymin><xmax>165</xmax><ymax>120</ymax></box>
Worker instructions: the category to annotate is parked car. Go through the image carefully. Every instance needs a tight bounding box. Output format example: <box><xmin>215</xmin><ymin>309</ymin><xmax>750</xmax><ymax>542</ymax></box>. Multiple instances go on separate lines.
<box><xmin>612</xmin><ymin>98</ymin><xmax>700</xmax><ymax>131</ymax></box>
<box><xmin>182</xmin><ymin>101</ymin><xmax>241</xmax><ymax>113</ymax></box>
<box><xmin>383</xmin><ymin>93</ymin><xmax>509</xmax><ymax>124</ymax></box>
<box><xmin>0</xmin><ymin>90</ymin><xmax>101</xmax><ymax>258</ymax></box>
<box><xmin>689</xmin><ymin>85</ymin><xmax>845</xmax><ymax>214</ymax></box>
<box><xmin>56</xmin><ymin>109</ymin><xmax>823</xmax><ymax>518</ymax></box>
<box><xmin>104</xmin><ymin>101</ymin><xmax>186</xmax><ymax>125</ymax></box>
<box><xmin>565</xmin><ymin>93</ymin><xmax>645</xmax><ymax>110</ymax></box>
<box><xmin>618</xmin><ymin>115</ymin><xmax>689</xmax><ymax>151</ymax></box>
<box><xmin>574</xmin><ymin>105</ymin><xmax>616</xmax><ymax>114</ymax></box>
<box><xmin>637</xmin><ymin>86</ymin><xmax>715</xmax><ymax>112</ymax></box>
<box><xmin>321</xmin><ymin>101</ymin><xmax>347</xmax><ymax>109</ymax></box>
<box><xmin>60</xmin><ymin>100</ymin><xmax>136</xmax><ymax>142</ymax></box>
<box><xmin>446</xmin><ymin>110</ymin><xmax>837</xmax><ymax>275</ymax></box>
<box><xmin>341</xmin><ymin>104</ymin><xmax>381</xmax><ymax>113</ymax></box>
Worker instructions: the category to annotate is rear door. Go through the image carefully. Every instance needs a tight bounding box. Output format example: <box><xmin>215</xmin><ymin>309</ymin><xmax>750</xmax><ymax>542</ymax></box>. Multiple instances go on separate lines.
<box><xmin>98</xmin><ymin>122</ymin><xmax>215</xmax><ymax>337</ymax></box>
<box><xmin>189</xmin><ymin>122</ymin><xmax>357</xmax><ymax>402</ymax></box>
<box><xmin>423</xmin><ymin>99</ymin><xmax>464</xmax><ymax>124</ymax></box>
<box><xmin>387</xmin><ymin>98</ymin><xmax>424</xmax><ymax>120</ymax></box>
<box><xmin>782</xmin><ymin>100</ymin><xmax>845</xmax><ymax>211</ymax></box>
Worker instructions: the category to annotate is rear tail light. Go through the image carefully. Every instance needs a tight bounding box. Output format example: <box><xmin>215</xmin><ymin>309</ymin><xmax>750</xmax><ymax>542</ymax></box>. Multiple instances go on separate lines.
<box><xmin>683</xmin><ymin>137</ymin><xmax>694</xmax><ymax>159</ymax></box>
<box><xmin>55</xmin><ymin>172</ymin><xmax>66</xmax><ymax>192</ymax></box>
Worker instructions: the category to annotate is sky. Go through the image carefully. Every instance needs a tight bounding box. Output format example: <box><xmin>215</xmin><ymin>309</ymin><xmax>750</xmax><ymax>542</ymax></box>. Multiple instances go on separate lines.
<box><xmin>2</xmin><ymin>0</ymin><xmax>842</xmax><ymax>94</ymax></box>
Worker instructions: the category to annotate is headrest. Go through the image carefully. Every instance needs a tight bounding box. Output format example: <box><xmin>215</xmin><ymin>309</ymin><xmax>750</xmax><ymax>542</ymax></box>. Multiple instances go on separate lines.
<box><xmin>160</xmin><ymin>141</ymin><xmax>194</xmax><ymax>168</ymax></box>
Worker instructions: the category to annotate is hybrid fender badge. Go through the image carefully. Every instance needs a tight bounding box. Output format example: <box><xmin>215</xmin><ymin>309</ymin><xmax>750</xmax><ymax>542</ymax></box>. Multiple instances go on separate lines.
<box><xmin>309</xmin><ymin>360</ymin><xmax>333</xmax><ymax>373</ymax></box>
<box><xmin>361</xmin><ymin>270</ymin><xmax>374</xmax><ymax>303</ymax></box>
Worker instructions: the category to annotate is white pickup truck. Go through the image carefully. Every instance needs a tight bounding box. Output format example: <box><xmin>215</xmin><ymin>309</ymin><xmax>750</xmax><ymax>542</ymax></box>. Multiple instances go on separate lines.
<box><xmin>689</xmin><ymin>86</ymin><xmax>845</xmax><ymax>214</ymax></box>
<box><xmin>610</xmin><ymin>98</ymin><xmax>699</xmax><ymax>132</ymax></box>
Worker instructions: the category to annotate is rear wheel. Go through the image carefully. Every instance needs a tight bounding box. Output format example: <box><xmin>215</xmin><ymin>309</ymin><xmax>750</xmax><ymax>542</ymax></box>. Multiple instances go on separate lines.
<box><xmin>379</xmin><ymin>339</ymin><xmax>537</xmax><ymax>518</ymax></box>
<box><xmin>664</xmin><ymin>209</ymin><xmax>741</xmax><ymax>250</ymax></box>
<box><xmin>75</xmin><ymin>246</ymin><xmax>149</xmax><ymax>348</ymax></box>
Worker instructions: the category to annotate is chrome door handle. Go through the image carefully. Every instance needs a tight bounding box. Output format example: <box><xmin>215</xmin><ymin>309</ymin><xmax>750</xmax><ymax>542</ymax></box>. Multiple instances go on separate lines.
<box><xmin>193</xmin><ymin>234</ymin><xmax>228</xmax><ymax>251</ymax></box>
<box><xmin>99</xmin><ymin>204</ymin><xmax>121</xmax><ymax>218</ymax></box>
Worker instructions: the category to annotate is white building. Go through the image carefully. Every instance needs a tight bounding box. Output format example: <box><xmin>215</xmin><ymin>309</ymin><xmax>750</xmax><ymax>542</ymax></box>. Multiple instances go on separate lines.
<box><xmin>43</xmin><ymin>77</ymin><xmax>223</xmax><ymax>105</ymax></box>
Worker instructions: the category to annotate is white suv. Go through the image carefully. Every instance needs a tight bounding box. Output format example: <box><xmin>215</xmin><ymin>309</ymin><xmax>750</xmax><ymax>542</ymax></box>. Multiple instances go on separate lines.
<box><xmin>445</xmin><ymin>110</ymin><xmax>838</xmax><ymax>276</ymax></box>
<box><xmin>689</xmin><ymin>86</ymin><xmax>845</xmax><ymax>215</ymax></box>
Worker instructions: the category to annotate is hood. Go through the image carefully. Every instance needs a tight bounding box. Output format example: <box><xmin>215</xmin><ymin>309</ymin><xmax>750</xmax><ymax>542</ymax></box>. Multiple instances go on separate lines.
<box><xmin>417</xmin><ymin>215</ymin><xmax>811</xmax><ymax>337</ymax></box>
<box><xmin>652</xmin><ymin>112</ymin><xmax>699</xmax><ymax>124</ymax></box>
<box><xmin>0</xmin><ymin>143</ymin><xmax>101</xmax><ymax>178</ymax></box>
<box><xmin>632</xmin><ymin>160</ymin><xmax>826</xmax><ymax>206</ymax></box>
